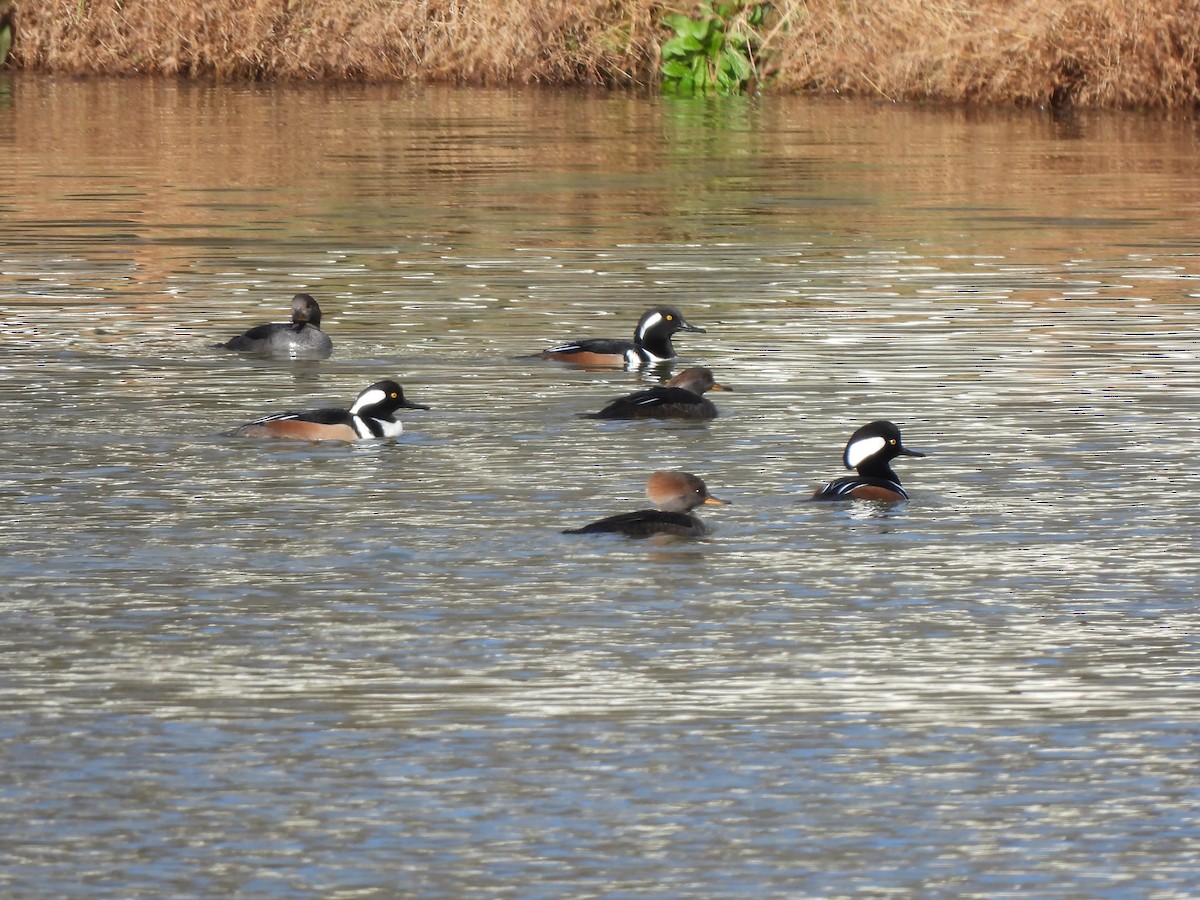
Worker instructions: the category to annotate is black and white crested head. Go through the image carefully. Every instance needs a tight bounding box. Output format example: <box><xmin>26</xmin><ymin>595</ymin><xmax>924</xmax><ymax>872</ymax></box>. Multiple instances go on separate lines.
<box><xmin>631</xmin><ymin>305</ymin><xmax>706</xmax><ymax>362</ymax></box>
<box><xmin>842</xmin><ymin>420</ymin><xmax>924</xmax><ymax>472</ymax></box>
<box><xmin>350</xmin><ymin>381</ymin><xmax>400</xmax><ymax>416</ymax></box>
<box><xmin>348</xmin><ymin>380</ymin><xmax>430</xmax><ymax>437</ymax></box>
<box><xmin>634</xmin><ymin>305</ymin><xmax>705</xmax><ymax>342</ymax></box>
<box><xmin>844</xmin><ymin>431</ymin><xmax>889</xmax><ymax>470</ymax></box>
<box><xmin>634</xmin><ymin>307</ymin><xmax>668</xmax><ymax>342</ymax></box>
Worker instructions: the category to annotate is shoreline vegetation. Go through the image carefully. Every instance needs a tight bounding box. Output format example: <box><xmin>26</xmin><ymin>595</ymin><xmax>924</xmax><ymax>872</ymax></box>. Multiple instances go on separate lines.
<box><xmin>7</xmin><ymin>0</ymin><xmax>1200</xmax><ymax>108</ymax></box>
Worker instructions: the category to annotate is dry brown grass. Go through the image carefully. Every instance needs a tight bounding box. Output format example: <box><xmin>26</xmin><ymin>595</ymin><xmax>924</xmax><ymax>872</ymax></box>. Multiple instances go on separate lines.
<box><xmin>11</xmin><ymin>0</ymin><xmax>661</xmax><ymax>85</ymax></box>
<box><xmin>771</xmin><ymin>0</ymin><xmax>1200</xmax><ymax>107</ymax></box>
<box><xmin>10</xmin><ymin>0</ymin><xmax>1200</xmax><ymax>106</ymax></box>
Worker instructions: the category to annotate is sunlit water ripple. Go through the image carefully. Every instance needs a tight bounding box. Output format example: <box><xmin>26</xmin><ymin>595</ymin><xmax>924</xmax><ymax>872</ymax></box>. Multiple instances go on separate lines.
<box><xmin>1</xmin><ymin>77</ymin><xmax>1199</xmax><ymax>897</ymax></box>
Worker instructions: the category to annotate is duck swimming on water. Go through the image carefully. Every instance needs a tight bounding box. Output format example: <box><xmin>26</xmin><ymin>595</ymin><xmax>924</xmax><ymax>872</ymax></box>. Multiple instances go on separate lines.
<box><xmin>533</xmin><ymin>305</ymin><xmax>705</xmax><ymax>369</ymax></box>
<box><xmin>583</xmin><ymin>367</ymin><xmax>730</xmax><ymax>420</ymax></box>
<box><xmin>216</xmin><ymin>293</ymin><xmax>333</xmax><ymax>360</ymax></box>
<box><xmin>812</xmin><ymin>420</ymin><xmax>924</xmax><ymax>502</ymax></box>
<box><xmin>229</xmin><ymin>380</ymin><xmax>428</xmax><ymax>442</ymax></box>
<box><xmin>564</xmin><ymin>471</ymin><xmax>728</xmax><ymax>538</ymax></box>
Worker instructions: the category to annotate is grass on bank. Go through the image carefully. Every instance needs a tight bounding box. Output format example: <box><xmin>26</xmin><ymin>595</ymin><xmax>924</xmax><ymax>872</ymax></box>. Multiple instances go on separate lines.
<box><xmin>8</xmin><ymin>0</ymin><xmax>1200</xmax><ymax>107</ymax></box>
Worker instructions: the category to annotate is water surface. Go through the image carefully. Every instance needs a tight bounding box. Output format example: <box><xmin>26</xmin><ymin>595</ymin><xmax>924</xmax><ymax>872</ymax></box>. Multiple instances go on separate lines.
<box><xmin>2</xmin><ymin>76</ymin><xmax>1200</xmax><ymax>897</ymax></box>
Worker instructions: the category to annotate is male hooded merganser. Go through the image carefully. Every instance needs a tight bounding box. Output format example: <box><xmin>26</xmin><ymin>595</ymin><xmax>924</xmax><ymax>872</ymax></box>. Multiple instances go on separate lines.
<box><xmin>216</xmin><ymin>293</ymin><xmax>333</xmax><ymax>359</ymax></box>
<box><xmin>813</xmin><ymin>420</ymin><xmax>924</xmax><ymax>502</ymax></box>
<box><xmin>535</xmin><ymin>305</ymin><xmax>705</xmax><ymax>368</ymax></box>
<box><xmin>230</xmin><ymin>380</ymin><xmax>428</xmax><ymax>441</ymax></box>
<box><xmin>584</xmin><ymin>367</ymin><xmax>731</xmax><ymax>420</ymax></box>
<box><xmin>564</xmin><ymin>471</ymin><xmax>728</xmax><ymax>537</ymax></box>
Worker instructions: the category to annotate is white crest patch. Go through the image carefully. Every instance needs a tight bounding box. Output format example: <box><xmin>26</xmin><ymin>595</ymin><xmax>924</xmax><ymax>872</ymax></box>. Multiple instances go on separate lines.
<box><xmin>351</xmin><ymin>388</ymin><xmax>387</xmax><ymax>414</ymax></box>
<box><xmin>636</xmin><ymin>312</ymin><xmax>665</xmax><ymax>341</ymax></box>
<box><xmin>845</xmin><ymin>435</ymin><xmax>886</xmax><ymax>469</ymax></box>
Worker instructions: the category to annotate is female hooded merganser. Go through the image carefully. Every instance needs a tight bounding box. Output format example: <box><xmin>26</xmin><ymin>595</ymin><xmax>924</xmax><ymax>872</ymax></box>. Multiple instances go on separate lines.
<box><xmin>230</xmin><ymin>380</ymin><xmax>428</xmax><ymax>441</ymax></box>
<box><xmin>535</xmin><ymin>305</ymin><xmax>705</xmax><ymax>368</ymax></box>
<box><xmin>813</xmin><ymin>420</ymin><xmax>924</xmax><ymax>502</ymax></box>
<box><xmin>564</xmin><ymin>471</ymin><xmax>728</xmax><ymax>538</ymax></box>
<box><xmin>584</xmin><ymin>367</ymin><xmax>731</xmax><ymax>420</ymax></box>
<box><xmin>216</xmin><ymin>293</ymin><xmax>333</xmax><ymax>359</ymax></box>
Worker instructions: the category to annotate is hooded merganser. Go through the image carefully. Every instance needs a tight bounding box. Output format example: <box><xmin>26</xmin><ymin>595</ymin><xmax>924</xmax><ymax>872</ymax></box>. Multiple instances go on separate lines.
<box><xmin>216</xmin><ymin>293</ymin><xmax>333</xmax><ymax>359</ymax></box>
<box><xmin>564</xmin><ymin>471</ymin><xmax>728</xmax><ymax>538</ymax></box>
<box><xmin>813</xmin><ymin>420</ymin><xmax>924</xmax><ymax>502</ymax></box>
<box><xmin>534</xmin><ymin>305</ymin><xmax>705</xmax><ymax>368</ymax></box>
<box><xmin>584</xmin><ymin>367</ymin><xmax>731</xmax><ymax>420</ymax></box>
<box><xmin>229</xmin><ymin>380</ymin><xmax>429</xmax><ymax>442</ymax></box>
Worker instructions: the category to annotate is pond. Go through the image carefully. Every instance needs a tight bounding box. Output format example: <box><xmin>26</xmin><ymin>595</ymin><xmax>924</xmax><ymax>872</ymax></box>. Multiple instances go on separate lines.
<box><xmin>2</xmin><ymin>75</ymin><xmax>1199</xmax><ymax>896</ymax></box>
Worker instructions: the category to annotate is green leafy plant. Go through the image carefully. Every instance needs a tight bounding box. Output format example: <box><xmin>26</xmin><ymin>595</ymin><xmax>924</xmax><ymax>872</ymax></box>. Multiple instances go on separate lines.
<box><xmin>0</xmin><ymin>0</ymin><xmax>12</xmax><ymax>66</ymax></box>
<box><xmin>660</xmin><ymin>1</ymin><xmax>769</xmax><ymax>96</ymax></box>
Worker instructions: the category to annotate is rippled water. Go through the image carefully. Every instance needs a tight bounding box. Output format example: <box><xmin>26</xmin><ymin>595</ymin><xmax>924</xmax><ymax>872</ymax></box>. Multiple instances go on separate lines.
<box><xmin>2</xmin><ymin>75</ymin><xmax>1200</xmax><ymax>896</ymax></box>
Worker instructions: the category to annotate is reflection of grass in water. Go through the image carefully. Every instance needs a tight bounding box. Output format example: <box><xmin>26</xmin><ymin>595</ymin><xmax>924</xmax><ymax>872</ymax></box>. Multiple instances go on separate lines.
<box><xmin>13</xmin><ymin>0</ymin><xmax>1200</xmax><ymax>107</ymax></box>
